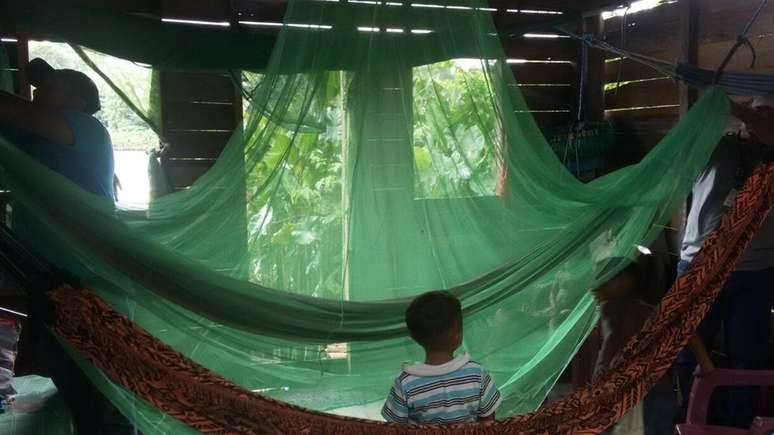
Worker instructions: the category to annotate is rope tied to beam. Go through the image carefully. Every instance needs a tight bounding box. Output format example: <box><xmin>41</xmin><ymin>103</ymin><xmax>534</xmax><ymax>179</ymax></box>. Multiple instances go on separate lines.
<box><xmin>714</xmin><ymin>0</ymin><xmax>769</xmax><ymax>83</ymax></box>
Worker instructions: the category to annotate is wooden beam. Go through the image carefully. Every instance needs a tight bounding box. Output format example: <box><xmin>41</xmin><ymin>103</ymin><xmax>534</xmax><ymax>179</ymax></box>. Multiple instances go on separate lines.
<box><xmin>679</xmin><ymin>0</ymin><xmax>699</xmax><ymax>115</ymax></box>
<box><xmin>14</xmin><ymin>29</ymin><xmax>29</xmax><ymax>100</ymax></box>
<box><xmin>582</xmin><ymin>7</ymin><xmax>604</xmax><ymax>122</ymax></box>
<box><xmin>605</xmin><ymin>79</ymin><xmax>678</xmax><ymax>110</ymax></box>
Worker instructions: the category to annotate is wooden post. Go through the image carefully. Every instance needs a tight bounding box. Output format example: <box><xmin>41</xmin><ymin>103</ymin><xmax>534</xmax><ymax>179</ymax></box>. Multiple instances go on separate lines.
<box><xmin>14</xmin><ymin>28</ymin><xmax>29</xmax><ymax>100</ymax></box>
<box><xmin>570</xmin><ymin>5</ymin><xmax>605</xmax><ymax>389</ymax></box>
<box><xmin>679</xmin><ymin>0</ymin><xmax>699</xmax><ymax>115</ymax></box>
<box><xmin>582</xmin><ymin>10</ymin><xmax>605</xmax><ymax>122</ymax></box>
<box><xmin>670</xmin><ymin>0</ymin><xmax>699</xmax><ymax>273</ymax></box>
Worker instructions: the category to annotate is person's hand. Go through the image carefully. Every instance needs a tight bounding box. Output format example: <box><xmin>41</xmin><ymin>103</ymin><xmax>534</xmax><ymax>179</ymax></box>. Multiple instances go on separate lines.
<box><xmin>693</xmin><ymin>359</ymin><xmax>716</xmax><ymax>378</ymax></box>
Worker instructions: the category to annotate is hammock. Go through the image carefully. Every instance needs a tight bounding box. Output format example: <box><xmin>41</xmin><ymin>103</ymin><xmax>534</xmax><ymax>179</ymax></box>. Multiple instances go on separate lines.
<box><xmin>0</xmin><ymin>0</ymin><xmax>737</xmax><ymax>432</ymax></box>
<box><xmin>43</xmin><ymin>161</ymin><xmax>774</xmax><ymax>434</ymax></box>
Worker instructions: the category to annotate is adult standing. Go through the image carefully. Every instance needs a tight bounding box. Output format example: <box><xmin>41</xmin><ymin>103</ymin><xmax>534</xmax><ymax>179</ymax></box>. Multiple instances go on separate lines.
<box><xmin>0</xmin><ymin>58</ymin><xmax>133</xmax><ymax>434</ymax></box>
<box><xmin>676</xmin><ymin>95</ymin><xmax>774</xmax><ymax>429</ymax></box>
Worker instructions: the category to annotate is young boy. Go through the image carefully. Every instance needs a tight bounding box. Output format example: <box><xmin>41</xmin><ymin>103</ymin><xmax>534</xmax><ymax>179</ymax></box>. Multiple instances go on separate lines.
<box><xmin>382</xmin><ymin>291</ymin><xmax>502</xmax><ymax>424</ymax></box>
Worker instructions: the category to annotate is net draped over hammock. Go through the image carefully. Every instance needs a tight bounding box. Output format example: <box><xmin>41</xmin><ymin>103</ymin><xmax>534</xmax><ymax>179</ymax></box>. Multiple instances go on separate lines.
<box><xmin>0</xmin><ymin>0</ymin><xmax>730</xmax><ymax>433</ymax></box>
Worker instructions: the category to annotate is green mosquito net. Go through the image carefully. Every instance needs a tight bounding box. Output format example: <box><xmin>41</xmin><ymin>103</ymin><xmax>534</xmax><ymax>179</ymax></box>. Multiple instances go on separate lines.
<box><xmin>0</xmin><ymin>0</ymin><xmax>728</xmax><ymax>432</ymax></box>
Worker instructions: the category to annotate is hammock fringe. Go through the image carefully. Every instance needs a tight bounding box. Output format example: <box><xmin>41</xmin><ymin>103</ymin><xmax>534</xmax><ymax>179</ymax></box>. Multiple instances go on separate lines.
<box><xmin>49</xmin><ymin>163</ymin><xmax>774</xmax><ymax>434</ymax></box>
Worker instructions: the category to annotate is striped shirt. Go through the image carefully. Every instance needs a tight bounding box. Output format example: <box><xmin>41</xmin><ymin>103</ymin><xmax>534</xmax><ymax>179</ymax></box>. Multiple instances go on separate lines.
<box><xmin>381</xmin><ymin>354</ymin><xmax>502</xmax><ymax>424</ymax></box>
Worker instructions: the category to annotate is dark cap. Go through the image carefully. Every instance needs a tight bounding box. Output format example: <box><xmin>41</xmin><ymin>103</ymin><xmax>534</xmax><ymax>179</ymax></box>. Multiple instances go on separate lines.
<box><xmin>26</xmin><ymin>58</ymin><xmax>101</xmax><ymax>114</ymax></box>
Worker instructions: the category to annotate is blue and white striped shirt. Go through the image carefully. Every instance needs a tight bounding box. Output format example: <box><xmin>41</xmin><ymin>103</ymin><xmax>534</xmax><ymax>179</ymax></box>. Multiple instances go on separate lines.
<box><xmin>381</xmin><ymin>354</ymin><xmax>502</xmax><ymax>424</ymax></box>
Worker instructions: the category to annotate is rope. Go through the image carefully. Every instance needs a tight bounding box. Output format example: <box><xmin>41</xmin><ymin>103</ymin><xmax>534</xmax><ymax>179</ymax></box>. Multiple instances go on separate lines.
<box><xmin>559</xmin><ymin>30</ymin><xmax>774</xmax><ymax>96</ymax></box>
<box><xmin>560</xmin><ymin>0</ymin><xmax>770</xmax><ymax>87</ymax></box>
<box><xmin>558</xmin><ymin>31</ymin><xmax>677</xmax><ymax>79</ymax></box>
<box><xmin>714</xmin><ymin>0</ymin><xmax>768</xmax><ymax>83</ymax></box>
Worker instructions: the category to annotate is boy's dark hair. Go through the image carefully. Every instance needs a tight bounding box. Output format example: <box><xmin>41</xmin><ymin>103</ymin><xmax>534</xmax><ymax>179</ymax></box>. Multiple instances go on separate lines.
<box><xmin>405</xmin><ymin>291</ymin><xmax>462</xmax><ymax>351</ymax></box>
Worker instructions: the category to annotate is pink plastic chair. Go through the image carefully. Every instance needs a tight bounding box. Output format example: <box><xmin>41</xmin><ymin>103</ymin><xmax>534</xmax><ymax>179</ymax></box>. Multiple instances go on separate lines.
<box><xmin>675</xmin><ymin>368</ymin><xmax>774</xmax><ymax>435</ymax></box>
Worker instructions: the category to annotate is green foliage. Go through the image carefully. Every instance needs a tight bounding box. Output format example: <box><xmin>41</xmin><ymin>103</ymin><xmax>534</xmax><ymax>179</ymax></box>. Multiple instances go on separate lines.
<box><xmin>245</xmin><ymin>73</ymin><xmax>344</xmax><ymax>299</ymax></box>
<box><xmin>412</xmin><ymin>60</ymin><xmax>498</xmax><ymax>199</ymax></box>
<box><xmin>244</xmin><ymin>63</ymin><xmax>501</xmax><ymax>297</ymax></box>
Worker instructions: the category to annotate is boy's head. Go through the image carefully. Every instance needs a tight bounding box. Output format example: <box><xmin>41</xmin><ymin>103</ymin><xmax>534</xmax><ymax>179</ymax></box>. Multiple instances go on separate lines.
<box><xmin>406</xmin><ymin>291</ymin><xmax>462</xmax><ymax>352</ymax></box>
<box><xmin>591</xmin><ymin>257</ymin><xmax>641</xmax><ymax>302</ymax></box>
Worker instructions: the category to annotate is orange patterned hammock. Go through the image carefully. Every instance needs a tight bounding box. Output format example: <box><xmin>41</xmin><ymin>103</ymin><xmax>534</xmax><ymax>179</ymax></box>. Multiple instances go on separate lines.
<box><xmin>47</xmin><ymin>164</ymin><xmax>774</xmax><ymax>435</ymax></box>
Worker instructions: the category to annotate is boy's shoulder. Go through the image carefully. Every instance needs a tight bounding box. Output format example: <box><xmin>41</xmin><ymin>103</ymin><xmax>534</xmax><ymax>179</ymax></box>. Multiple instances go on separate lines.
<box><xmin>397</xmin><ymin>354</ymin><xmax>487</xmax><ymax>386</ymax></box>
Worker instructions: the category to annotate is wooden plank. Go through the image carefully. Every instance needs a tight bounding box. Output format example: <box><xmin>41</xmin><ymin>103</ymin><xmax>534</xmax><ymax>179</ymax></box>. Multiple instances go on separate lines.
<box><xmin>520</xmin><ymin>110</ymin><xmax>573</xmax><ymax>128</ymax></box>
<box><xmin>2</xmin><ymin>71</ymin><xmax>21</xmax><ymax>94</ymax></box>
<box><xmin>598</xmin><ymin>17</ymin><xmax>774</xmax><ymax>79</ymax></box>
<box><xmin>489</xmin><ymin>0</ymin><xmax>590</xmax><ymax>12</ymax></box>
<box><xmin>163</xmin><ymin>101</ymin><xmax>238</xmax><ymax>131</ymax></box>
<box><xmin>15</xmin><ymin>33</ymin><xmax>29</xmax><ymax>99</ymax></box>
<box><xmin>697</xmin><ymin>1</ymin><xmax>774</xmax><ymax>43</ymax></box>
<box><xmin>605</xmin><ymin>1</ymin><xmax>680</xmax><ymax>40</ymax></box>
<box><xmin>511</xmin><ymin>63</ymin><xmax>577</xmax><ymax>84</ymax></box>
<box><xmin>235</xmin><ymin>0</ymin><xmax>606</xmax><ymax>16</ymax></box>
<box><xmin>605</xmin><ymin>79</ymin><xmax>678</xmax><ymax>111</ymax></box>
<box><xmin>78</xmin><ymin>0</ymin><xmax>161</xmax><ymax>15</ymax></box>
<box><xmin>583</xmin><ymin>10</ymin><xmax>605</xmax><ymax>122</ymax></box>
<box><xmin>680</xmin><ymin>0</ymin><xmax>699</xmax><ymax>115</ymax></box>
<box><xmin>0</xmin><ymin>41</ymin><xmax>18</xmax><ymax>67</ymax></box>
<box><xmin>604</xmin><ymin>2</ymin><xmax>680</xmax><ymax>58</ymax></box>
<box><xmin>604</xmin><ymin>59</ymin><xmax>669</xmax><ymax>83</ymax></box>
<box><xmin>609</xmin><ymin>115</ymin><xmax>680</xmax><ymax>134</ymax></box>
<box><xmin>703</xmin><ymin>0</ymin><xmax>767</xmax><ymax>13</ymax></box>
<box><xmin>234</xmin><ymin>0</ymin><xmax>588</xmax><ymax>24</ymax></box>
<box><xmin>162</xmin><ymin>73</ymin><xmax>237</xmax><ymax>103</ymax></box>
<box><xmin>165</xmin><ymin>130</ymin><xmax>234</xmax><ymax>159</ymax></box>
<box><xmin>519</xmin><ymin>85</ymin><xmax>575</xmax><ymax>110</ymax></box>
<box><xmin>604</xmin><ymin>0</ymin><xmax>774</xmax><ymax>60</ymax></box>
<box><xmin>503</xmin><ymin>37</ymin><xmax>579</xmax><ymax>61</ymax></box>
<box><xmin>606</xmin><ymin>114</ymin><xmax>679</xmax><ymax>158</ymax></box>
<box><xmin>161</xmin><ymin>158</ymin><xmax>216</xmax><ymax>188</ymax></box>
<box><xmin>605</xmin><ymin>105</ymin><xmax>679</xmax><ymax>131</ymax></box>
<box><xmin>161</xmin><ymin>0</ymin><xmax>231</xmax><ymax>21</ymax></box>
<box><xmin>698</xmin><ymin>34</ymin><xmax>774</xmax><ymax>73</ymax></box>
<box><xmin>234</xmin><ymin>0</ymin><xmax>287</xmax><ymax>22</ymax></box>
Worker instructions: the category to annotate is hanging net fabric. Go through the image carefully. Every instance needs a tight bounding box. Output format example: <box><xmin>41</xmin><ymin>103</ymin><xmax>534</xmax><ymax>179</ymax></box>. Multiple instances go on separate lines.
<box><xmin>0</xmin><ymin>0</ymin><xmax>733</xmax><ymax>432</ymax></box>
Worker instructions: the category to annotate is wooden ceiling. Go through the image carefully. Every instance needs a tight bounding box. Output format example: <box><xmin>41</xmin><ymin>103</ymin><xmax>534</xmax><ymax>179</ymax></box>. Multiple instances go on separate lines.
<box><xmin>72</xmin><ymin>0</ymin><xmax>627</xmax><ymax>18</ymax></box>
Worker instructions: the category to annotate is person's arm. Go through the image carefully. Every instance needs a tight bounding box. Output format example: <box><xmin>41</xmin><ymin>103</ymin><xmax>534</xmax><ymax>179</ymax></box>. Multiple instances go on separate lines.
<box><xmin>381</xmin><ymin>377</ymin><xmax>409</xmax><ymax>424</ymax></box>
<box><xmin>0</xmin><ymin>91</ymin><xmax>74</xmax><ymax>146</ymax></box>
<box><xmin>688</xmin><ymin>334</ymin><xmax>715</xmax><ymax>377</ymax></box>
<box><xmin>478</xmin><ymin>369</ymin><xmax>502</xmax><ymax>421</ymax></box>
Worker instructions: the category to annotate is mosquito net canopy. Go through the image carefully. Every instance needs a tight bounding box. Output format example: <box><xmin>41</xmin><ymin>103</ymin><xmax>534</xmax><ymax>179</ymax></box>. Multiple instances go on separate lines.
<box><xmin>0</xmin><ymin>0</ymin><xmax>728</xmax><ymax>432</ymax></box>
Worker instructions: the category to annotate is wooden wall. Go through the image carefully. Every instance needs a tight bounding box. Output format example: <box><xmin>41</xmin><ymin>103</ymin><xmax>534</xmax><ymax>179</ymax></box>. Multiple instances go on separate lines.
<box><xmin>0</xmin><ymin>23</ymin><xmax>27</xmax><ymax>98</ymax></box>
<box><xmin>159</xmin><ymin>72</ymin><xmax>241</xmax><ymax>191</ymax></box>
<box><xmin>10</xmin><ymin>0</ymin><xmax>772</xmax><ymax>184</ymax></box>
<box><xmin>603</xmin><ymin>0</ymin><xmax>774</xmax><ymax>164</ymax></box>
<box><xmin>158</xmin><ymin>0</ymin><xmax>587</xmax><ymax>188</ymax></box>
<box><xmin>157</xmin><ymin>0</ymin><xmax>243</xmax><ymax>191</ymax></box>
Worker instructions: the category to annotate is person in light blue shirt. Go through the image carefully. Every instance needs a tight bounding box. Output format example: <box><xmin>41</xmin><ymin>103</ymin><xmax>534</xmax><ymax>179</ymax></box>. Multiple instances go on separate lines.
<box><xmin>382</xmin><ymin>291</ymin><xmax>501</xmax><ymax>424</ymax></box>
<box><xmin>0</xmin><ymin>57</ymin><xmax>114</xmax><ymax>200</ymax></box>
<box><xmin>0</xmin><ymin>58</ymin><xmax>132</xmax><ymax>435</ymax></box>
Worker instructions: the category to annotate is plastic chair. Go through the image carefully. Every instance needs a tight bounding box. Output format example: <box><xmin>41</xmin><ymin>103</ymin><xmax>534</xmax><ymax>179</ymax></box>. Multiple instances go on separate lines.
<box><xmin>675</xmin><ymin>368</ymin><xmax>774</xmax><ymax>435</ymax></box>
